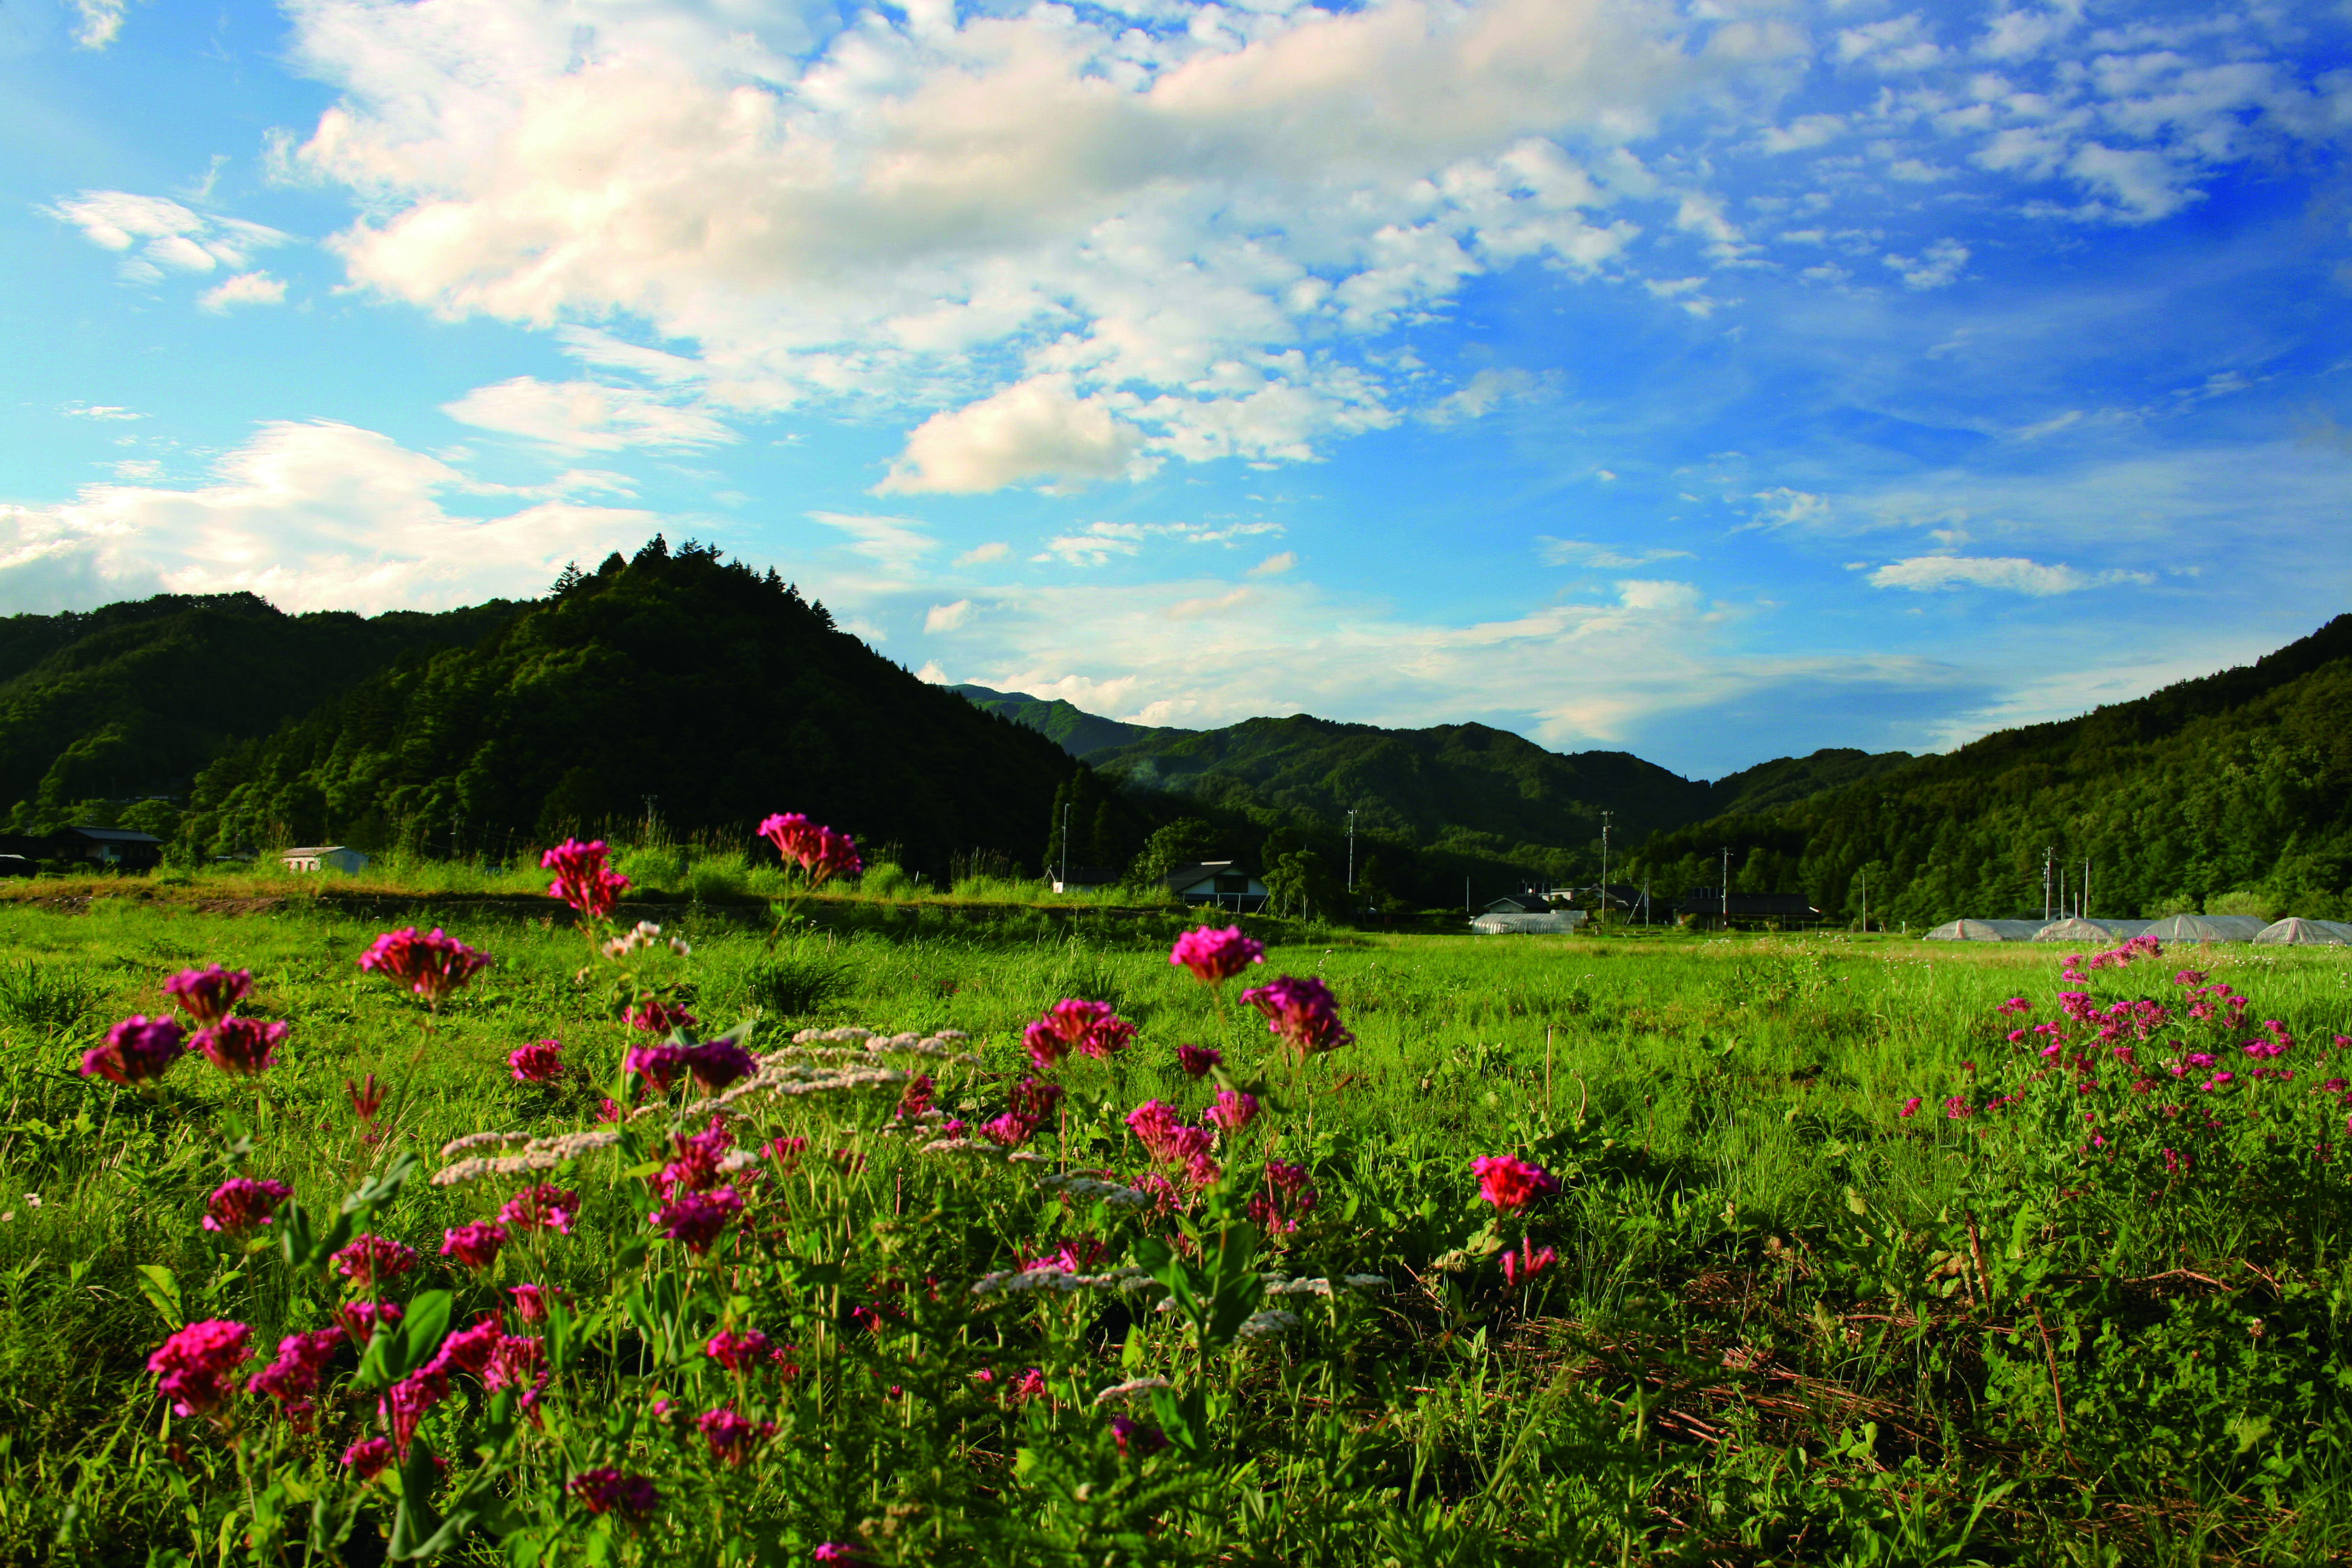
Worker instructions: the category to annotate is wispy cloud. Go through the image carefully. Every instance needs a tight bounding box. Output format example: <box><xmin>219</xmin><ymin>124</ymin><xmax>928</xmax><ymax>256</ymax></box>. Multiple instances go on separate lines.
<box><xmin>1866</xmin><ymin>555</ymin><xmax>2153</xmax><ymax>596</ymax></box>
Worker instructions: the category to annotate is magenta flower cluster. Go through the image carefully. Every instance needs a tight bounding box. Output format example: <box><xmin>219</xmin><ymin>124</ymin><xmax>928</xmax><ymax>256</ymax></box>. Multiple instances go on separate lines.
<box><xmin>1169</xmin><ymin>924</ymin><xmax>1264</xmax><ymax>984</ymax></box>
<box><xmin>981</xmin><ymin>1076</ymin><xmax>1065</xmax><ymax>1149</ymax></box>
<box><xmin>542</xmin><ymin>838</ymin><xmax>630</xmax><ymax>921</ymax></box>
<box><xmin>759</xmin><ymin>812</ymin><xmax>863</xmax><ymax>883</ymax></box>
<box><xmin>1240</xmin><ymin>975</ymin><xmax>1354</xmax><ymax>1059</ymax></box>
<box><xmin>1022</xmin><ymin>998</ymin><xmax>1136</xmax><ymax>1070</ymax></box>
<box><xmin>1471</xmin><ymin>1155</ymin><xmax>1558</xmax><ymax>1212</ymax></box>
<box><xmin>203</xmin><ymin>1175</ymin><xmax>292</xmax><ymax>1233</ymax></box>
<box><xmin>509</xmin><ymin>1039</ymin><xmax>563</xmax><ymax>1083</ymax></box>
<box><xmin>357</xmin><ymin>926</ymin><xmax>491</xmax><ymax>1004</ymax></box>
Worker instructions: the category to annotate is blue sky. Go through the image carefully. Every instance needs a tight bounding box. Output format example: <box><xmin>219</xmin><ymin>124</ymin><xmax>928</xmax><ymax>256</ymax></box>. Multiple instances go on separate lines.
<box><xmin>3</xmin><ymin>0</ymin><xmax>2347</xmax><ymax>779</ymax></box>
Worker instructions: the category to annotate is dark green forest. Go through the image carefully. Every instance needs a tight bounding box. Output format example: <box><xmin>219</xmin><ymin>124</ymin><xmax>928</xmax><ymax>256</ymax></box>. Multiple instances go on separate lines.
<box><xmin>1622</xmin><ymin>613</ymin><xmax>2352</xmax><ymax>926</ymax></box>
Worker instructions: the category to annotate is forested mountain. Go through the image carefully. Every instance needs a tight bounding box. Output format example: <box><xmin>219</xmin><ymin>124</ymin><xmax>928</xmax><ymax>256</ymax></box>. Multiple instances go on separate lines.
<box><xmin>950</xmin><ymin>685</ymin><xmax>1181</xmax><ymax>757</ymax></box>
<box><xmin>1625</xmin><ymin>614</ymin><xmax>2352</xmax><ymax>926</ymax></box>
<box><xmin>177</xmin><ymin>540</ymin><xmax>1075</xmax><ymax>869</ymax></box>
<box><xmin>0</xmin><ymin>592</ymin><xmax>518</xmax><ymax>837</ymax></box>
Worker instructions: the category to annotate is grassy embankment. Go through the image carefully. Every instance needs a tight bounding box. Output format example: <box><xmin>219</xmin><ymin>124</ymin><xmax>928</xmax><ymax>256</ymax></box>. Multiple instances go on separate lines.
<box><xmin>1</xmin><ymin>893</ymin><xmax>2349</xmax><ymax>1563</ymax></box>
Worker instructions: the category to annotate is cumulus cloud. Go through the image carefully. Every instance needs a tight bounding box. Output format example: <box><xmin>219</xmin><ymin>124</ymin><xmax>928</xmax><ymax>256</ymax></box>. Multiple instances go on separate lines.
<box><xmin>924</xmin><ymin>598</ymin><xmax>973</xmax><ymax>633</ymax></box>
<box><xmin>878</xmin><ymin>377</ymin><xmax>1143</xmax><ymax>495</ymax></box>
<box><xmin>0</xmin><ymin>420</ymin><xmax>645</xmax><ymax>613</ymax></box>
<box><xmin>953</xmin><ymin>541</ymin><xmax>1010</xmax><ymax>567</ymax></box>
<box><xmin>1883</xmin><ymin>238</ymin><xmax>1969</xmax><ymax>290</ymax></box>
<box><xmin>198</xmin><ymin>272</ymin><xmax>287</xmax><ymax>312</ymax></box>
<box><xmin>44</xmin><ymin>191</ymin><xmax>289</xmax><ymax>286</ymax></box>
<box><xmin>443</xmin><ymin>377</ymin><xmax>736</xmax><ymax>453</ymax></box>
<box><xmin>1247</xmin><ymin>551</ymin><xmax>1296</xmax><ymax>577</ymax></box>
<box><xmin>65</xmin><ymin>0</ymin><xmax>131</xmax><ymax>50</ymax></box>
<box><xmin>1866</xmin><ymin>554</ymin><xmax>2152</xmax><ymax>595</ymax></box>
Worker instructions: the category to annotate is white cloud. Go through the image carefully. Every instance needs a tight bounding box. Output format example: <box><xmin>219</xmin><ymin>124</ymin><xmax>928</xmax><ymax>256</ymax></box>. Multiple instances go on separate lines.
<box><xmin>108</xmin><ymin>460</ymin><xmax>163</xmax><ymax>479</ymax></box>
<box><xmin>443</xmin><ymin>377</ymin><xmax>736</xmax><ymax>453</ymax></box>
<box><xmin>808</xmin><ymin>511</ymin><xmax>934</xmax><ymax>575</ymax></box>
<box><xmin>198</xmin><ymin>272</ymin><xmax>288</xmax><ymax>312</ymax></box>
<box><xmin>1166</xmin><ymin>586</ymin><xmax>1257</xmax><ymax>620</ymax></box>
<box><xmin>1748</xmin><ymin>488</ymin><xmax>1829</xmax><ymax>528</ymax></box>
<box><xmin>1883</xmin><ymin>238</ymin><xmax>1969</xmax><ymax>290</ymax></box>
<box><xmin>1538</xmin><ymin>537</ymin><xmax>1694</xmax><ymax>568</ymax></box>
<box><xmin>878</xmin><ymin>376</ymin><xmax>1143</xmax><ymax>495</ymax></box>
<box><xmin>1247</xmin><ymin>550</ymin><xmax>1296</xmax><ymax>577</ymax></box>
<box><xmin>1760</xmin><ymin>113</ymin><xmax>1844</xmax><ymax>153</ymax></box>
<box><xmin>65</xmin><ymin>0</ymin><xmax>131</xmax><ymax>50</ymax></box>
<box><xmin>0</xmin><ymin>420</ymin><xmax>645</xmax><ymax>613</ymax></box>
<box><xmin>44</xmin><ymin>191</ymin><xmax>289</xmax><ymax>286</ymax></box>
<box><xmin>1033</xmin><ymin>518</ymin><xmax>1282</xmax><ymax>566</ymax></box>
<box><xmin>924</xmin><ymin>598</ymin><xmax>973</xmax><ymax>633</ymax></box>
<box><xmin>60</xmin><ymin>403</ymin><xmax>142</xmax><ymax>420</ymax></box>
<box><xmin>1865</xmin><ymin>554</ymin><xmax>2152</xmax><ymax>595</ymax></box>
<box><xmin>953</xmin><ymin>541</ymin><xmax>1010</xmax><ymax>567</ymax></box>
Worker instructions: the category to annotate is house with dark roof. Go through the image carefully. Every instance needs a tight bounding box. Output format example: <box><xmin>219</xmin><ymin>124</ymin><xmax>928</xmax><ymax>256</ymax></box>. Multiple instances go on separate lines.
<box><xmin>1161</xmin><ymin>861</ymin><xmax>1268</xmax><ymax>912</ymax></box>
<box><xmin>1673</xmin><ymin>889</ymin><xmax>1821</xmax><ymax>929</ymax></box>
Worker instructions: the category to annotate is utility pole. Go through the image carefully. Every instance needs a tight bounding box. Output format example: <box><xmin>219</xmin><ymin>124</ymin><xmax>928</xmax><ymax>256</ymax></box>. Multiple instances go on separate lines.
<box><xmin>1600</xmin><ymin>810</ymin><xmax>1612</xmax><ymax>929</ymax></box>
<box><xmin>1860</xmin><ymin>869</ymin><xmax>1867</xmax><ymax>935</ymax></box>
<box><xmin>1721</xmin><ymin>847</ymin><xmax>1730</xmax><ymax>930</ymax></box>
<box><xmin>1059</xmin><ymin>801</ymin><xmax>1070</xmax><ymax>890</ymax></box>
<box><xmin>2043</xmin><ymin>846</ymin><xmax>2053</xmax><ymax>923</ymax></box>
<box><xmin>1347</xmin><ymin>809</ymin><xmax>1356</xmax><ymax>893</ymax></box>
<box><xmin>2083</xmin><ymin>858</ymin><xmax>2091</xmax><ymax>921</ymax></box>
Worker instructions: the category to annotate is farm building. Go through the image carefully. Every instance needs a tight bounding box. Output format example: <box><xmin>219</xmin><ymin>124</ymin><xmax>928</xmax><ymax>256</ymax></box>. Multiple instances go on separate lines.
<box><xmin>47</xmin><ymin>825</ymin><xmax>166</xmax><ymax>871</ymax></box>
<box><xmin>1471</xmin><ymin>909</ymin><xmax>1587</xmax><ymax>934</ymax></box>
<box><xmin>2255</xmin><ymin>918</ymin><xmax>2352</xmax><ymax>945</ymax></box>
<box><xmin>1481</xmin><ymin>894</ymin><xmax>1557</xmax><ymax>915</ymax></box>
<box><xmin>2140</xmin><ymin>913</ymin><xmax>2269</xmax><ymax>942</ymax></box>
<box><xmin>1161</xmin><ymin>861</ymin><xmax>1268</xmax><ymax>913</ymax></box>
<box><xmin>1673</xmin><ymin>890</ymin><xmax>1821</xmax><ymax>930</ymax></box>
<box><xmin>281</xmin><ymin>845</ymin><xmax>371</xmax><ymax>875</ymax></box>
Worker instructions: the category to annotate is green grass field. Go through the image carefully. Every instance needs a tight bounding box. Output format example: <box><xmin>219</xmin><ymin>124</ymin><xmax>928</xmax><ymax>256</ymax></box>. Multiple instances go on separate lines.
<box><xmin>3</xmin><ymin>891</ymin><xmax>2350</xmax><ymax>1565</ymax></box>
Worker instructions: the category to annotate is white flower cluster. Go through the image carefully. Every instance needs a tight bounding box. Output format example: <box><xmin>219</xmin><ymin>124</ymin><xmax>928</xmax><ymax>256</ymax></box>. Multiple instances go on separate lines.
<box><xmin>431</xmin><ymin>1128</ymin><xmax>624</xmax><ymax>1186</ymax></box>
<box><xmin>717</xmin><ymin>1148</ymin><xmax>762</xmax><ymax>1175</ymax></box>
<box><xmin>1091</xmin><ymin>1374</ymin><xmax>1172</xmax><ymax>1408</ymax></box>
<box><xmin>603</xmin><ymin>920</ymin><xmax>690</xmax><ymax>960</ymax></box>
<box><xmin>1238</xmin><ymin>1308</ymin><xmax>1302</xmax><ymax>1340</ymax></box>
<box><xmin>671</xmin><ymin>1060</ymin><xmax>909</xmax><ymax>1121</ymax></box>
<box><xmin>1036</xmin><ymin>1172</ymin><xmax>1154</xmax><ymax>1209</ymax></box>
<box><xmin>1258</xmin><ymin>1273</ymin><xmax>1390</xmax><ymax>1297</ymax></box>
<box><xmin>439</xmin><ymin>1129</ymin><xmax>532</xmax><ymax>1158</ymax></box>
<box><xmin>775</xmin><ymin>1027</ymin><xmax>979</xmax><ymax>1066</ymax></box>
<box><xmin>971</xmin><ymin>1264</ymin><xmax>1154</xmax><ymax>1297</ymax></box>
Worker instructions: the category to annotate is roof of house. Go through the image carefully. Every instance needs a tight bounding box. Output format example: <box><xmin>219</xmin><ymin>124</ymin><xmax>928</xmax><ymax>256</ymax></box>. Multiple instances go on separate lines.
<box><xmin>1483</xmin><ymin>894</ymin><xmax>1553</xmax><ymax>913</ymax></box>
<box><xmin>283</xmin><ymin>845</ymin><xmax>358</xmax><ymax>857</ymax></box>
<box><xmin>65</xmin><ymin>825</ymin><xmax>165</xmax><ymax>844</ymax></box>
<box><xmin>1673</xmin><ymin>890</ymin><xmax>1820</xmax><ymax>916</ymax></box>
<box><xmin>1161</xmin><ymin>860</ymin><xmax>1261</xmax><ymax>890</ymax></box>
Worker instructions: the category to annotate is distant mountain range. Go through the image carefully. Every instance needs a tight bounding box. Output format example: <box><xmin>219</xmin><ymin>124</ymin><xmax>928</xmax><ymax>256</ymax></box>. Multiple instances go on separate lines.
<box><xmin>954</xmin><ymin>682</ymin><xmax>1913</xmax><ymax>859</ymax></box>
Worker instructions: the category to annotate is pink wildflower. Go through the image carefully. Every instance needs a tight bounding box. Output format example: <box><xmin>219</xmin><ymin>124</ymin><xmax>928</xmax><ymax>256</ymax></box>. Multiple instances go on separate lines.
<box><xmin>659</xmin><ymin>1117</ymin><xmax>734</xmax><ymax>1198</ymax></box>
<box><xmin>1471</xmin><ymin>1154</ymin><xmax>1557</xmax><ymax>1212</ymax></box>
<box><xmin>342</xmin><ymin>1436</ymin><xmax>394</xmax><ymax>1480</ymax></box>
<box><xmin>542</xmin><ymin>838</ymin><xmax>629</xmax><ymax>921</ymax></box>
<box><xmin>1022</xmin><ymin>998</ymin><xmax>1137</xmax><ymax>1069</ymax></box>
<box><xmin>684</xmin><ymin>1038</ymin><xmax>756</xmax><ymax>1093</ymax></box>
<box><xmin>813</xmin><ymin>1547</ymin><xmax>867</xmax><ymax>1564</ymax></box>
<box><xmin>1897</xmin><ymin>1097</ymin><xmax>1922</xmax><ymax>1119</ymax></box>
<box><xmin>758</xmin><ymin>812</ymin><xmax>863</xmax><ymax>883</ymax></box>
<box><xmin>1994</xmin><ymin>996</ymin><xmax>2031</xmax><ymax>1016</ymax></box>
<box><xmin>1944</xmin><ymin>1096</ymin><xmax>1975</xmax><ymax>1120</ymax></box>
<box><xmin>357</xmin><ymin>927</ymin><xmax>491</xmax><ymax>1004</ymax></box>
<box><xmin>653</xmin><ymin>1187</ymin><xmax>743</xmax><ymax>1254</ymax></box>
<box><xmin>1125</xmin><ymin>1100</ymin><xmax>1197</xmax><ymax>1163</ymax></box>
<box><xmin>1501</xmin><ymin>1238</ymin><xmax>1557</xmax><ymax>1285</ymax></box>
<box><xmin>484</xmin><ymin>1333</ymin><xmax>546</xmax><ymax>1398</ymax></box>
<box><xmin>331</xmin><ymin>1233</ymin><xmax>419</xmax><ymax>1290</ymax></box>
<box><xmin>203</xmin><ymin>1176</ymin><xmax>291</xmax><ymax>1232</ymax></box>
<box><xmin>431</xmin><ymin>1315</ymin><xmax>506</xmax><ymax>1377</ymax></box>
<box><xmin>509</xmin><ymin>1039</ymin><xmax>563</xmax><ymax>1083</ymax></box>
<box><xmin>594</xmin><ymin>1096</ymin><xmax>626</xmax><ymax>1123</ymax></box>
<box><xmin>697</xmin><ymin>1405</ymin><xmax>774</xmax><ymax>1465</ymax></box>
<box><xmin>498</xmin><ymin>1183</ymin><xmax>580</xmax><ymax>1235</ymax></box>
<box><xmin>1109</xmin><ymin>1414</ymin><xmax>1167</xmax><ymax>1456</ymax></box>
<box><xmin>568</xmin><ymin>1468</ymin><xmax>658</xmax><ymax>1518</ymax></box>
<box><xmin>334</xmin><ymin>1299</ymin><xmax>402</xmax><ymax>1341</ymax></box>
<box><xmin>1011</xmin><ymin>1368</ymin><xmax>1048</xmax><ymax>1403</ymax></box>
<box><xmin>895</xmin><ymin>1074</ymin><xmax>934</xmax><ymax>1119</ymax></box>
<box><xmin>506</xmin><ymin>1284</ymin><xmax>561</xmax><ymax>1322</ymax></box>
<box><xmin>345</xmin><ymin>1073</ymin><xmax>385</xmax><ymax>1126</ymax></box>
<box><xmin>163</xmin><ymin>965</ymin><xmax>252</xmax><ymax>1025</ymax></box>
<box><xmin>248</xmin><ymin>1327</ymin><xmax>344</xmax><ymax>1407</ymax></box>
<box><xmin>81</xmin><ymin>1014</ymin><xmax>186</xmax><ymax>1086</ymax></box>
<box><xmin>1240</xmin><ymin>975</ymin><xmax>1353</xmax><ymax>1058</ymax></box>
<box><xmin>706</xmin><ymin>1328</ymin><xmax>773</xmax><ymax>1371</ymax></box>
<box><xmin>440</xmin><ymin>1221</ymin><xmax>507</xmax><ymax>1271</ymax></box>
<box><xmin>193</xmin><ymin>1016</ymin><xmax>286</xmax><ymax>1076</ymax></box>
<box><xmin>1206</xmin><ymin>1088</ymin><xmax>1258</xmax><ymax>1132</ymax></box>
<box><xmin>763</xmin><ymin>1134</ymin><xmax>808</xmax><ymax>1169</ymax></box>
<box><xmin>146</xmin><ymin>1319</ymin><xmax>250</xmax><ymax>1416</ymax></box>
<box><xmin>624</xmin><ymin>1042</ymin><xmax>690</xmax><ymax>1092</ymax></box>
<box><xmin>1169</xmin><ymin>925</ymin><xmax>1266</xmax><ymax>984</ymax></box>
<box><xmin>1176</xmin><ymin>1044</ymin><xmax>1221</xmax><ymax>1078</ymax></box>
<box><xmin>625</xmin><ymin>999</ymin><xmax>697</xmax><ymax>1035</ymax></box>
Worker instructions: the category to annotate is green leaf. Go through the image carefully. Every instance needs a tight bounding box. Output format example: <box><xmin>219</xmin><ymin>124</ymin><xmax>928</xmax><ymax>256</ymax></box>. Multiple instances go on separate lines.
<box><xmin>385</xmin><ymin>1439</ymin><xmax>443</xmax><ymax>1560</ymax></box>
<box><xmin>133</xmin><ymin>1264</ymin><xmax>182</xmax><ymax>1330</ymax></box>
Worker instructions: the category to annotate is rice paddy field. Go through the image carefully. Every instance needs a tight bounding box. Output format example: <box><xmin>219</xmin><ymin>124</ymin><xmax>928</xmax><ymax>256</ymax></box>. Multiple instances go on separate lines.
<box><xmin>3</xmin><ymin>886</ymin><xmax>2351</xmax><ymax>1566</ymax></box>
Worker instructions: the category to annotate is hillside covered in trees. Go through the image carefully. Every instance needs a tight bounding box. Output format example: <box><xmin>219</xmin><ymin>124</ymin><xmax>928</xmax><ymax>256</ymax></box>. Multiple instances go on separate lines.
<box><xmin>174</xmin><ymin>540</ymin><xmax>1077</xmax><ymax>871</ymax></box>
<box><xmin>0</xmin><ymin>592</ymin><xmax>517</xmax><ymax>839</ymax></box>
<box><xmin>1624</xmin><ymin>613</ymin><xmax>2352</xmax><ymax>926</ymax></box>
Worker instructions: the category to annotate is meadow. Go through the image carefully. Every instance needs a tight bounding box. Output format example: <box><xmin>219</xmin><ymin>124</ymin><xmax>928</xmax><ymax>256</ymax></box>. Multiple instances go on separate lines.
<box><xmin>2</xmin><ymin>870</ymin><xmax>2350</xmax><ymax>1565</ymax></box>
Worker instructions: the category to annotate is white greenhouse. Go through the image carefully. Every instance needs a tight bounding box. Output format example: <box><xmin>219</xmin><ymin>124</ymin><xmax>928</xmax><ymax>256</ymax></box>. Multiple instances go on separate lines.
<box><xmin>2253</xmin><ymin>918</ymin><xmax>2352</xmax><ymax>946</ymax></box>
<box><xmin>2139</xmin><ymin>913</ymin><xmax>2270</xmax><ymax>942</ymax></box>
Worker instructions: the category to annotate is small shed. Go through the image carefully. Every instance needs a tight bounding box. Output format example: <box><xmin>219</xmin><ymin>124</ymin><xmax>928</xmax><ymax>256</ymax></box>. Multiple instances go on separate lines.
<box><xmin>2254</xmin><ymin>918</ymin><xmax>2352</xmax><ymax>946</ymax></box>
<box><xmin>2140</xmin><ymin>913</ymin><xmax>2268</xmax><ymax>942</ymax></box>
<box><xmin>281</xmin><ymin>845</ymin><xmax>371</xmax><ymax>875</ymax></box>
<box><xmin>1471</xmin><ymin>910</ymin><xmax>1586</xmax><ymax>934</ymax></box>
<box><xmin>1924</xmin><ymin>919</ymin><xmax>2009</xmax><ymax>941</ymax></box>
<box><xmin>1051</xmin><ymin>865</ymin><xmax>1120</xmax><ymax>894</ymax></box>
<box><xmin>1161</xmin><ymin>861</ymin><xmax>1268</xmax><ymax>913</ymax></box>
<box><xmin>1482</xmin><ymin>894</ymin><xmax>1555</xmax><ymax>915</ymax></box>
